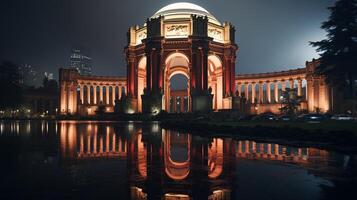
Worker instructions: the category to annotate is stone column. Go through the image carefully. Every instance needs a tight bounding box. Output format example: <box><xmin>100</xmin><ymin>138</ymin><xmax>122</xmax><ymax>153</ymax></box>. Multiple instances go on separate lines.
<box><xmin>112</xmin><ymin>86</ymin><xmax>115</xmax><ymax>105</ymax></box>
<box><xmin>87</xmin><ymin>85</ymin><xmax>91</xmax><ymax>105</ymax></box>
<box><xmin>100</xmin><ymin>85</ymin><xmax>103</xmax><ymax>103</ymax></box>
<box><xmin>237</xmin><ymin>83</ymin><xmax>242</xmax><ymax>96</ymax></box>
<box><xmin>298</xmin><ymin>79</ymin><xmax>303</xmax><ymax>97</ymax></box>
<box><xmin>80</xmin><ymin>85</ymin><xmax>84</xmax><ymax>104</ymax></box>
<box><xmin>252</xmin><ymin>83</ymin><xmax>256</xmax><ymax>103</ymax></box>
<box><xmin>258</xmin><ymin>82</ymin><xmax>263</xmax><ymax>103</ymax></box>
<box><xmin>245</xmin><ymin>84</ymin><xmax>249</xmax><ymax>101</ymax></box>
<box><xmin>274</xmin><ymin>81</ymin><xmax>279</xmax><ymax>103</ymax></box>
<box><xmin>267</xmin><ymin>82</ymin><xmax>271</xmax><ymax>103</ymax></box>
<box><xmin>93</xmin><ymin>86</ymin><xmax>97</xmax><ymax>105</ymax></box>
<box><xmin>118</xmin><ymin>86</ymin><xmax>122</xmax><ymax>100</ymax></box>
<box><xmin>106</xmin><ymin>86</ymin><xmax>110</xmax><ymax>105</ymax></box>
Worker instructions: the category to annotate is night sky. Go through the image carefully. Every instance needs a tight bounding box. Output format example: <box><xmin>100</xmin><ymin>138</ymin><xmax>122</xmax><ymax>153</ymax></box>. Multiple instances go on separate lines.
<box><xmin>0</xmin><ymin>0</ymin><xmax>335</xmax><ymax>79</ymax></box>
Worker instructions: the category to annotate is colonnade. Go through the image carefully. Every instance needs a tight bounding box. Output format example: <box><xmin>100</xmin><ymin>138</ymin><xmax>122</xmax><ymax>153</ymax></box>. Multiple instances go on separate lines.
<box><xmin>78</xmin><ymin>83</ymin><xmax>126</xmax><ymax>106</ymax></box>
<box><xmin>78</xmin><ymin>132</ymin><xmax>127</xmax><ymax>159</ymax></box>
<box><xmin>236</xmin><ymin>78</ymin><xmax>305</xmax><ymax>104</ymax></box>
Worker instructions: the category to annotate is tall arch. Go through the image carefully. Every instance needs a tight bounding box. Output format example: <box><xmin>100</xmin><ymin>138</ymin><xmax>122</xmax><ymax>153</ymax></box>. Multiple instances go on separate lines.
<box><xmin>137</xmin><ymin>56</ymin><xmax>147</xmax><ymax>112</ymax></box>
<box><xmin>163</xmin><ymin>52</ymin><xmax>190</xmax><ymax>112</ymax></box>
<box><xmin>208</xmin><ymin>55</ymin><xmax>223</xmax><ymax>110</ymax></box>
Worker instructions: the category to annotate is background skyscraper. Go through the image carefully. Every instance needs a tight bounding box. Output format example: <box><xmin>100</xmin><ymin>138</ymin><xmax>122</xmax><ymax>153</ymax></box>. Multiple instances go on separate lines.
<box><xmin>69</xmin><ymin>48</ymin><xmax>92</xmax><ymax>75</ymax></box>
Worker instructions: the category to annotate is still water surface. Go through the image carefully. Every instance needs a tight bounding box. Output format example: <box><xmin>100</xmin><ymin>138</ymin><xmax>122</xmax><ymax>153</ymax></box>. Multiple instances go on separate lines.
<box><xmin>0</xmin><ymin>120</ymin><xmax>356</xmax><ymax>200</ymax></box>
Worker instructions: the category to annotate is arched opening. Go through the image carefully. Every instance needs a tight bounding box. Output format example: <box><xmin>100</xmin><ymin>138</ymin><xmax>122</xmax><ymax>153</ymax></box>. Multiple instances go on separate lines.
<box><xmin>169</xmin><ymin>74</ymin><xmax>189</xmax><ymax>113</ymax></box>
<box><xmin>83</xmin><ymin>85</ymin><xmax>89</xmax><ymax>104</ymax></box>
<box><xmin>208</xmin><ymin>55</ymin><xmax>223</xmax><ymax>110</ymax></box>
<box><xmin>164</xmin><ymin>130</ymin><xmax>191</xmax><ymax>181</ymax></box>
<box><xmin>137</xmin><ymin>56</ymin><xmax>147</xmax><ymax>112</ymax></box>
<box><xmin>164</xmin><ymin>52</ymin><xmax>190</xmax><ymax>112</ymax></box>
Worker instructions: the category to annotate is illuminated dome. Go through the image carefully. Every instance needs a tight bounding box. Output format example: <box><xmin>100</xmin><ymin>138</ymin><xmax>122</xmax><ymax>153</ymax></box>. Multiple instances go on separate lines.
<box><xmin>151</xmin><ymin>2</ymin><xmax>221</xmax><ymax>25</ymax></box>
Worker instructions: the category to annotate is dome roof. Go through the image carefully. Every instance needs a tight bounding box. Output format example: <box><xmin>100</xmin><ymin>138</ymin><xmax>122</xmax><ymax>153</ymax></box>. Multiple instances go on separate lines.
<box><xmin>151</xmin><ymin>2</ymin><xmax>221</xmax><ymax>25</ymax></box>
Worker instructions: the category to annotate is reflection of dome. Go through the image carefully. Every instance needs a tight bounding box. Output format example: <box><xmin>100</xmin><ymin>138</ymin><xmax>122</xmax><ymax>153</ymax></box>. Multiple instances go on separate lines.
<box><xmin>151</xmin><ymin>2</ymin><xmax>221</xmax><ymax>25</ymax></box>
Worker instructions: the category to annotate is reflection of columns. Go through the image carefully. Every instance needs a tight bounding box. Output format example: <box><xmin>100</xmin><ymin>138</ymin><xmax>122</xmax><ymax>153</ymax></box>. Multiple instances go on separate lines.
<box><xmin>93</xmin><ymin>132</ymin><xmax>97</xmax><ymax>154</ymax></box>
<box><xmin>267</xmin><ymin>82</ymin><xmax>271</xmax><ymax>103</ymax></box>
<box><xmin>100</xmin><ymin>136</ymin><xmax>103</xmax><ymax>153</ymax></box>
<box><xmin>93</xmin><ymin>86</ymin><xmax>97</xmax><ymax>104</ymax></box>
<box><xmin>80</xmin><ymin>134</ymin><xmax>84</xmax><ymax>154</ymax></box>
<box><xmin>80</xmin><ymin>85</ymin><xmax>84</xmax><ymax>104</ymax></box>
<box><xmin>252</xmin><ymin>142</ymin><xmax>256</xmax><ymax>153</ymax></box>
<box><xmin>112</xmin><ymin>86</ymin><xmax>115</xmax><ymax>105</ymax></box>
<box><xmin>87</xmin><ymin>135</ymin><xmax>91</xmax><ymax>155</ymax></box>
<box><xmin>106</xmin><ymin>86</ymin><xmax>109</xmax><ymax>105</ymax></box>
<box><xmin>274</xmin><ymin>81</ymin><xmax>279</xmax><ymax>103</ymax></box>
<box><xmin>245</xmin><ymin>141</ymin><xmax>249</xmax><ymax>153</ymax></box>
<box><xmin>100</xmin><ymin>85</ymin><xmax>103</xmax><ymax>103</ymax></box>
<box><xmin>118</xmin><ymin>138</ymin><xmax>122</xmax><ymax>152</ymax></box>
<box><xmin>274</xmin><ymin>144</ymin><xmax>279</xmax><ymax>155</ymax></box>
<box><xmin>252</xmin><ymin>83</ymin><xmax>256</xmax><ymax>103</ymax></box>
<box><xmin>238</xmin><ymin>141</ymin><xmax>242</xmax><ymax>154</ymax></box>
<box><xmin>298</xmin><ymin>79</ymin><xmax>303</xmax><ymax>96</ymax></box>
<box><xmin>267</xmin><ymin>144</ymin><xmax>272</xmax><ymax>155</ymax></box>
<box><xmin>258</xmin><ymin>82</ymin><xmax>263</xmax><ymax>103</ymax></box>
<box><xmin>106</xmin><ymin>131</ymin><xmax>109</xmax><ymax>153</ymax></box>
<box><xmin>87</xmin><ymin>85</ymin><xmax>91</xmax><ymax>104</ymax></box>
<box><xmin>112</xmin><ymin>134</ymin><xmax>116</xmax><ymax>152</ymax></box>
<box><xmin>289</xmin><ymin>79</ymin><xmax>294</xmax><ymax>89</ymax></box>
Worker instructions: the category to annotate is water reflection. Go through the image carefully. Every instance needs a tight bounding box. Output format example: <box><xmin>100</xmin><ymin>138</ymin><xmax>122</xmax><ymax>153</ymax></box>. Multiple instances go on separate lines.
<box><xmin>1</xmin><ymin>120</ymin><xmax>356</xmax><ymax>200</ymax></box>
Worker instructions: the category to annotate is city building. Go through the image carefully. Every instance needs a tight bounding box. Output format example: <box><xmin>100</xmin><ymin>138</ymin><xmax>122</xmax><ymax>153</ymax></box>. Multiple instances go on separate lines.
<box><xmin>59</xmin><ymin>3</ymin><xmax>332</xmax><ymax>116</ymax></box>
<box><xmin>69</xmin><ymin>48</ymin><xmax>92</xmax><ymax>75</ymax></box>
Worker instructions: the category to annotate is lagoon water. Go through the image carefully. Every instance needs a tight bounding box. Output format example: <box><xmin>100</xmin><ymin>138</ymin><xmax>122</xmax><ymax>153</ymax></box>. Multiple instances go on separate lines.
<box><xmin>0</xmin><ymin>120</ymin><xmax>356</xmax><ymax>200</ymax></box>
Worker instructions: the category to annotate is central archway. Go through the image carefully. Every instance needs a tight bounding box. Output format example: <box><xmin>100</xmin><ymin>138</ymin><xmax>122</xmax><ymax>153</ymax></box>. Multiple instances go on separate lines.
<box><xmin>163</xmin><ymin>52</ymin><xmax>191</xmax><ymax>112</ymax></box>
<box><xmin>169</xmin><ymin>74</ymin><xmax>189</xmax><ymax>113</ymax></box>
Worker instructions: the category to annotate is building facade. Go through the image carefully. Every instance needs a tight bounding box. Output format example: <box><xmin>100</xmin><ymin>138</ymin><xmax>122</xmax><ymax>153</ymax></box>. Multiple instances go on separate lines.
<box><xmin>69</xmin><ymin>48</ymin><xmax>92</xmax><ymax>75</ymax></box>
<box><xmin>59</xmin><ymin>3</ymin><xmax>332</xmax><ymax>116</ymax></box>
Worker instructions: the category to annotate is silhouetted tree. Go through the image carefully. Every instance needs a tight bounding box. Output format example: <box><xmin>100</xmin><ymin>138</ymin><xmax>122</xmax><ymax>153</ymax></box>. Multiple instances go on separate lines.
<box><xmin>310</xmin><ymin>0</ymin><xmax>357</xmax><ymax>100</ymax></box>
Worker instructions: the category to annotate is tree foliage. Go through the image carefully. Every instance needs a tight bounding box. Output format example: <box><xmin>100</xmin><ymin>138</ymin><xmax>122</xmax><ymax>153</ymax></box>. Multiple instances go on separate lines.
<box><xmin>310</xmin><ymin>0</ymin><xmax>357</xmax><ymax>95</ymax></box>
<box><xmin>0</xmin><ymin>62</ymin><xmax>23</xmax><ymax>109</ymax></box>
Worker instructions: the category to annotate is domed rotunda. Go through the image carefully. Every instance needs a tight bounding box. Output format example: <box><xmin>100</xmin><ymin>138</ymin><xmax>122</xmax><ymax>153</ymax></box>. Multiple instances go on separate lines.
<box><xmin>125</xmin><ymin>2</ymin><xmax>238</xmax><ymax>113</ymax></box>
